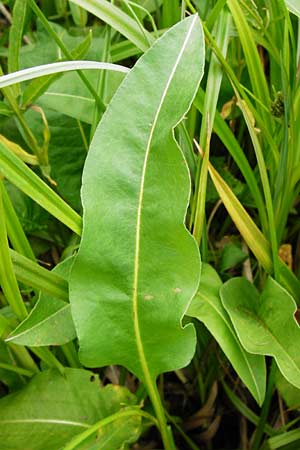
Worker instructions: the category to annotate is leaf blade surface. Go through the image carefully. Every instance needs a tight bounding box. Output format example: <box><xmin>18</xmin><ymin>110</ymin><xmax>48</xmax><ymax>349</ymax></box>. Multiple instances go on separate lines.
<box><xmin>220</xmin><ymin>277</ymin><xmax>300</xmax><ymax>389</ymax></box>
<box><xmin>187</xmin><ymin>264</ymin><xmax>266</xmax><ymax>405</ymax></box>
<box><xmin>70</xmin><ymin>16</ymin><xmax>205</xmax><ymax>382</ymax></box>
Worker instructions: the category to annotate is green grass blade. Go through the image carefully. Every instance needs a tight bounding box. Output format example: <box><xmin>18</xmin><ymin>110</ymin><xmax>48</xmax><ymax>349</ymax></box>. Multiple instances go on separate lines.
<box><xmin>161</xmin><ymin>0</ymin><xmax>180</xmax><ymax>28</ymax></box>
<box><xmin>222</xmin><ymin>381</ymin><xmax>275</xmax><ymax>436</ymax></box>
<box><xmin>0</xmin><ymin>191</ymin><xmax>27</xmax><ymax>320</ymax></box>
<box><xmin>227</xmin><ymin>0</ymin><xmax>271</xmax><ymax>127</ymax></box>
<box><xmin>285</xmin><ymin>0</ymin><xmax>300</xmax><ymax>17</ymax></box>
<box><xmin>0</xmin><ymin>61</ymin><xmax>129</xmax><ymax>89</ymax></box>
<box><xmin>8</xmin><ymin>0</ymin><xmax>27</xmax><ymax>97</ymax></box>
<box><xmin>22</xmin><ymin>31</ymin><xmax>93</xmax><ymax>107</ymax></box>
<box><xmin>27</xmin><ymin>0</ymin><xmax>106</xmax><ymax>113</ymax></box>
<box><xmin>191</xmin><ymin>9</ymin><xmax>231</xmax><ymax>245</ymax></box>
<box><xmin>0</xmin><ymin>141</ymin><xmax>82</xmax><ymax>235</ymax></box>
<box><xmin>69</xmin><ymin>0</ymin><xmax>154</xmax><ymax>51</ymax></box>
<box><xmin>267</xmin><ymin>428</ymin><xmax>300</xmax><ymax>449</ymax></box>
<box><xmin>207</xmin><ymin>160</ymin><xmax>300</xmax><ymax>302</ymax></box>
<box><xmin>193</xmin><ymin>89</ymin><xmax>269</xmax><ymax>233</ymax></box>
<box><xmin>10</xmin><ymin>249</ymin><xmax>69</xmax><ymax>302</ymax></box>
<box><xmin>0</xmin><ymin>180</ymin><xmax>35</xmax><ymax>260</ymax></box>
<box><xmin>235</xmin><ymin>91</ymin><xmax>279</xmax><ymax>279</ymax></box>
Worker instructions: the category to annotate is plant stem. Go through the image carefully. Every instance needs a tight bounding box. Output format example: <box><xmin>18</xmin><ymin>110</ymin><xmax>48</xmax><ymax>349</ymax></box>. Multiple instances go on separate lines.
<box><xmin>0</xmin><ymin>361</ymin><xmax>34</xmax><ymax>377</ymax></box>
<box><xmin>28</xmin><ymin>0</ymin><xmax>106</xmax><ymax>113</ymax></box>
<box><xmin>145</xmin><ymin>379</ymin><xmax>176</xmax><ymax>450</ymax></box>
<box><xmin>251</xmin><ymin>360</ymin><xmax>277</xmax><ymax>450</ymax></box>
<box><xmin>62</xmin><ymin>408</ymin><xmax>158</xmax><ymax>450</ymax></box>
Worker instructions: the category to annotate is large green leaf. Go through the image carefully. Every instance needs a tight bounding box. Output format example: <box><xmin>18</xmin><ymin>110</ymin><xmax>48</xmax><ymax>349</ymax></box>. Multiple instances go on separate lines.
<box><xmin>7</xmin><ymin>257</ymin><xmax>75</xmax><ymax>347</ymax></box>
<box><xmin>220</xmin><ymin>277</ymin><xmax>300</xmax><ymax>389</ymax></box>
<box><xmin>0</xmin><ymin>368</ymin><xmax>141</xmax><ymax>450</ymax></box>
<box><xmin>187</xmin><ymin>264</ymin><xmax>266</xmax><ymax>405</ymax></box>
<box><xmin>70</xmin><ymin>16</ymin><xmax>204</xmax><ymax>383</ymax></box>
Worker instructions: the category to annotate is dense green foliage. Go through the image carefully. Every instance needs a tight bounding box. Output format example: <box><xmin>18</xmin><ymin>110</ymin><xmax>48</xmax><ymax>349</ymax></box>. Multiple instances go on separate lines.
<box><xmin>1</xmin><ymin>1</ymin><xmax>300</xmax><ymax>449</ymax></box>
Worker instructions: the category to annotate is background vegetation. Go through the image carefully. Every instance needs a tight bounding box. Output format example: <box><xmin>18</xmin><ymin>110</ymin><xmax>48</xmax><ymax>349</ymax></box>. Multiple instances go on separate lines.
<box><xmin>0</xmin><ymin>0</ymin><xmax>300</xmax><ymax>449</ymax></box>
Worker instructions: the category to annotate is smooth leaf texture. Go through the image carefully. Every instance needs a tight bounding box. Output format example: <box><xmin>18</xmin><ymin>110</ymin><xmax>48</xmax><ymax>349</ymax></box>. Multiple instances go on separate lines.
<box><xmin>275</xmin><ymin>369</ymin><xmax>300</xmax><ymax>409</ymax></box>
<box><xmin>0</xmin><ymin>60</ymin><xmax>129</xmax><ymax>89</ymax></box>
<box><xmin>7</xmin><ymin>257</ymin><xmax>75</xmax><ymax>346</ymax></box>
<box><xmin>37</xmin><ymin>71</ymin><xmax>126</xmax><ymax>125</ymax></box>
<box><xmin>285</xmin><ymin>0</ymin><xmax>300</xmax><ymax>17</ymax></box>
<box><xmin>62</xmin><ymin>409</ymin><xmax>142</xmax><ymax>450</ymax></box>
<box><xmin>187</xmin><ymin>264</ymin><xmax>266</xmax><ymax>405</ymax></box>
<box><xmin>0</xmin><ymin>368</ymin><xmax>140</xmax><ymax>450</ymax></box>
<box><xmin>69</xmin><ymin>0</ymin><xmax>153</xmax><ymax>51</ymax></box>
<box><xmin>70</xmin><ymin>16</ymin><xmax>205</xmax><ymax>382</ymax></box>
<box><xmin>220</xmin><ymin>277</ymin><xmax>300</xmax><ymax>389</ymax></box>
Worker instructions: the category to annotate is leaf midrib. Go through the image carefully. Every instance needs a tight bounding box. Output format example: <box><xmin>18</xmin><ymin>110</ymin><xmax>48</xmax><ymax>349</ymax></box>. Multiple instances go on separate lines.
<box><xmin>0</xmin><ymin>418</ymin><xmax>89</xmax><ymax>428</ymax></box>
<box><xmin>234</xmin><ymin>305</ymin><xmax>300</xmax><ymax>377</ymax></box>
<box><xmin>132</xmin><ymin>16</ymin><xmax>198</xmax><ymax>385</ymax></box>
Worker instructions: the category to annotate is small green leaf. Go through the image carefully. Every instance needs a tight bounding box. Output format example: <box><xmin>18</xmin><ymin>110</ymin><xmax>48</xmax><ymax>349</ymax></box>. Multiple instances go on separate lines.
<box><xmin>0</xmin><ymin>368</ymin><xmax>141</xmax><ymax>450</ymax></box>
<box><xmin>220</xmin><ymin>242</ymin><xmax>247</xmax><ymax>272</ymax></box>
<box><xmin>7</xmin><ymin>257</ymin><xmax>76</xmax><ymax>347</ymax></box>
<box><xmin>220</xmin><ymin>277</ymin><xmax>300</xmax><ymax>390</ymax></box>
<box><xmin>187</xmin><ymin>264</ymin><xmax>266</xmax><ymax>405</ymax></box>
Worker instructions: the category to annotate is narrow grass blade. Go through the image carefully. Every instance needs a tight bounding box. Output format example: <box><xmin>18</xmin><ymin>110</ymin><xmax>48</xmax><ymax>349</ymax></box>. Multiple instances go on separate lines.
<box><xmin>162</xmin><ymin>0</ymin><xmax>180</xmax><ymax>27</ymax></box>
<box><xmin>267</xmin><ymin>428</ymin><xmax>300</xmax><ymax>449</ymax></box>
<box><xmin>227</xmin><ymin>0</ymin><xmax>271</xmax><ymax>127</ymax></box>
<box><xmin>285</xmin><ymin>0</ymin><xmax>300</xmax><ymax>17</ymax></box>
<box><xmin>69</xmin><ymin>0</ymin><xmax>153</xmax><ymax>51</ymax></box>
<box><xmin>191</xmin><ymin>9</ymin><xmax>231</xmax><ymax>245</ymax></box>
<box><xmin>0</xmin><ymin>180</ymin><xmax>35</xmax><ymax>260</ymax></box>
<box><xmin>22</xmin><ymin>31</ymin><xmax>93</xmax><ymax>107</ymax></box>
<box><xmin>0</xmin><ymin>61</ymin><xmax>129</xmax><ymax>89</ymax></box>
<box><xmin>7</xmin><ymin>0</ymin><xmax>27</xmax><ymax>97</ymax></box>
<box><xmin>222</xmin><ymin>381</ymin><xmax>275</xmax><ymax>436</ymax></box>
<box><xmin>0</xmin><ymin>191</ymin><xmax>27</xmax><ymax>320</ymax></box>
<box><xmin>207</xmin><ymin>159</ymin><xmax>300</xmax><ymax>302</ymax></box>
<box><xmin>193</xmin><ymin>89</ymin><xmax>268</xmax><ymax>232</ymax></box>
<box><xmin>10</xmin><ymin>249</ymin><xmax>69</xmax><ymax>302</ymax></box>
<box><xmin>0</xmin><ymin>141</ymin><xmax>82</xmax><ymax>235</ymax></box>
<box><xmin>235</xmin><ymin>92</ymin><xmax>279</xmax><ymax>278</ymax></box>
